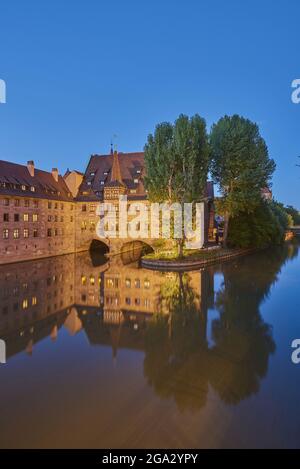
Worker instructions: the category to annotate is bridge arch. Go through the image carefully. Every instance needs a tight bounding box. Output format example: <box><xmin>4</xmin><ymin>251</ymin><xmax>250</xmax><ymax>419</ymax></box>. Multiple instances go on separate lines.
<box><xmin>120</xmin><ymin>240</ymin><xmax>154</xmax><ymax>264</ymax></box>
<box><xmin>89</xmin><ymin>239</ymin><xmax>110</xmax><ymax>253</ymax></box>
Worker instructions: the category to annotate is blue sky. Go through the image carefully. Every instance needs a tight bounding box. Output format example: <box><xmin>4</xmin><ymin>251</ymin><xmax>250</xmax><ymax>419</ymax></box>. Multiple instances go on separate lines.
<box><xmin>0</xmin><ymin>0</ymin><xmax>299</xmax><ymax>207</ymax></box>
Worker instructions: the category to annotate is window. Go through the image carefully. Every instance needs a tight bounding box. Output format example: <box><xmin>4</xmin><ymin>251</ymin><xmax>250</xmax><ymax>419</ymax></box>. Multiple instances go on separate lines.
<box><xmin>81</xmin><ymin>275</ymin><xmax>87</xmax><ymax>286</ymax></box>
<box><xmin>135</xmin><ymin>279</ymin><xmax>140</xmax><ymax>288</ymax></box>
<box><xmin>22</xmin><ymin>299</ymin><xmax>28</xmax><ymax>309</ymax></box>
<box><xmin>134</xmin><ymin>178</ymin><xmax>139</xmax><ymax>184</ymax></box>
<box><xmin>3</xmin><ymin>213</ymin><xmax>9</xmax><ymax>222</ymax></box>
<box><xmin>48</xmin><ymin>202</ymin><xmax>52</xmax><ymax>209</ymax></box>
<box><xmin>33</xmin><ymin>200</ymin><xmax>39</xmax><ymax>208</ymax></box>
<box><xmin>90</xmin><ymin>204</ymin><xmax>95</xmax><ymax>212</ymax></box>
<box><xmin>21</xmin><ymin>185</ymin><xmax>26</xmax><ymax>191</ymax></box>
<box><xmin>14</xmin><ymin>214</ymin><xmax>19</xmax><ymax>222</ymax></box>
<box><xmin>4</xmin><ymin>198</ymin><xmax>9</xmax><ymax>206</ymax></box>
<box><xmin>125</xmin><ymin>278</ymin><xmax>131</xmax><ymax>288</ymax></box>
<box><xmin>48</xmin><ymin>215</ymin><xmax>52</xmax><ymax>222</ymax></box>
<box><xmin>30</xmin><ymin>186</ymin><xmax>35</xmax><ymax>192</ymax></box>
<box><xmin>33</xmin><ymin>229</ymin><xmax>38</xmax><ymax>238</ymax></box>
<box><xmin>144</xmin><ymin>279</ymin><xmax>150</xmax><ymax>289</ymax></box>
<box><xmin>54</xmin><ymin>228</ymin><xmax>58</xmax><ymax>236</ymax></box>
<box><xmin>90</xmin><ymin>276</ymin><xmax>95</xmax><ymax>286</ymax></box>
<box><xmin>23</xmin><ymin>229</ymin><xmax>29</xmax><ymax>238</ymax></box>
<box><xmin>61</xmin><ymin>204</ymin><xmax>64</xmax><ymax>210</ymax></box>
<box><xmin>23</xmin><ymin>213</ymin><xmax>29</xmax><ymax>222</ymax></box>
<box><xmin>33</xmin><ymin>214</ymin><xmax>38</xmax><ymax>222</ymax></box>
<box><xmin>100</xmin><ymin>181</ymin><xmax>104</xmax><ymax>185</ymax></box>
<box><xmin>13</xmin><ymin>229</ymin><xmax>19</xmax><ymax>239</ymax></box>
<box><xmin>81</xmin><ymin>221</ymin><xmax>87</xmax><ymax>231</ymax></box>
<box><xmin>47</xmin><ymin>229</ymin><xmax>52</xmax><ymax>237</ymax></box>
<box><xmin>32</xmin><ymin>297</ymin><xmax>37</xmax><ymax>306</ymax></box>
<box><xmin>14</xmin><ymin>199</ymin><xmax>20</xmax><ymax>207</ymax></box>
<box><xmin>24</xmin><ymin>200</ymin><xmax>30</xmax><ymax>207</ymax></box>
<box><xmin>125</xmin><ymin>297</ymin><xmax>131</xmax><ymax>305</ymax></box>
<box><xmin>82</xmin><ymin>204</ymin><xmax>87</xmax><ymax>212</ymax></box>
<box><xmin>135</xmin><ymin>298</ymin><xmax>141</xmax><ymax>306</ymax></box>
<box><xmin>55</xmin><ymin>203</ymin><xmax>58</xmax><ymax>209</ymax></box>
<box><xmin>3</xmin><ymin>229</ymin><xmax>9</xmax><ymax>239</ymax></box>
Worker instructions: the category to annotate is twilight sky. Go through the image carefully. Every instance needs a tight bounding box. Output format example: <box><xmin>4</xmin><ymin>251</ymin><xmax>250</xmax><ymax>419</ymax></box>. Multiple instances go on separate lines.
<box><xmin>0</xmin><ymin>0</ymin><xmax>299</xmax><ymax>207</ymax></box>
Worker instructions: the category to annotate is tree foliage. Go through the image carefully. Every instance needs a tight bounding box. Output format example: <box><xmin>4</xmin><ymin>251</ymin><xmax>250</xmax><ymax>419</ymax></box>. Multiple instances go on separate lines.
<box><xmin>227</xmin><ymin>201</ymin><xmax>289</xmax><ymax>248</ymax></box>
<box><xmin>210</xmin><ymin>115</ymin><xmax>276</xmax><ymax>245</ymax></box>
<box><xmin>144</xmin><ymin>114</ymin><xmax>210</xmax><ymax>204</ymax></box>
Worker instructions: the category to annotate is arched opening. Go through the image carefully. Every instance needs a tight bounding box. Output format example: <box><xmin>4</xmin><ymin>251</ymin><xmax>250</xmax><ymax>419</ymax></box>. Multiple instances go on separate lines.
<box><xmin>120</xmin><ymin>240</ymin><xmax>154</xmax><ymax>265</ymax></box>
<box><xmin>89</xmin><ymin>239</ymin><xmax>109</xmax><ymax>267</ymax></box>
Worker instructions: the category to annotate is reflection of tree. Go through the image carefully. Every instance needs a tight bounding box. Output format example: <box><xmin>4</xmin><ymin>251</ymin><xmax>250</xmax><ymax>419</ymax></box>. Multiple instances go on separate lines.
<box><xmin>144</xmin><ymin>272</ymin><xmax>210</xmax><ymax>411</ymax></box>
<box><xmin>144</xmin><ymin>242</ymin><xmax>299</xmax><ymax>410</ymax></box>
<box><xmin>209</xmin><ymin>243</ymin><xmax>298</xmax><ymax>404</ymax></box>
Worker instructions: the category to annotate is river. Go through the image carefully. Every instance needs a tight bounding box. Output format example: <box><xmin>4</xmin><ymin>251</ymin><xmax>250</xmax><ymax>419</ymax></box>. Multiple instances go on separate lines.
<box><xmin>0</xmin><ymin>240</ymin><xmax>299</xmax><ymax>448</ymax></box>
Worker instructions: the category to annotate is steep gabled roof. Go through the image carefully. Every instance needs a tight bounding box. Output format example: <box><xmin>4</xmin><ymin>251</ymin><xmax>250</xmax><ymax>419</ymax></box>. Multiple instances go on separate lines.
<box><xmin>0</xmin><ymin>160</ymin><xmax>73</xmax><ymax>201</ymax></box>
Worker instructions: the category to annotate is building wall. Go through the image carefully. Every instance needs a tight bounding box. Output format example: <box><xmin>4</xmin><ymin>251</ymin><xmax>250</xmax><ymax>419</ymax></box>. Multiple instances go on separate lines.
<box><xmin>0</xmin><ymin>195</ymin><xmax>76</xmax><ymax>264</ymax></box>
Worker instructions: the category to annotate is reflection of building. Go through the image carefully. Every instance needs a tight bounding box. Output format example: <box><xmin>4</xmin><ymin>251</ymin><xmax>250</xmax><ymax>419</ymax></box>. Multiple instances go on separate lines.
<box><xmin>0</xmin><ymin>149</ymin><xmax>214</xmax><ymax>264</ymax></box>
<box><xmin>0</xmin><ymin>251</ymin><xmax>214</xmax><ymax>361</ymax></box>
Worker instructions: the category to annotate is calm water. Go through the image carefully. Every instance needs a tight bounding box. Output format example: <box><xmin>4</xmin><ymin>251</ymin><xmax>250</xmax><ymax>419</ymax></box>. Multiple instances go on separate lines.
<box><xmin>0</xmin><ymin>241</ymin><xmax>300</xmax><ymax>449</ymax></box>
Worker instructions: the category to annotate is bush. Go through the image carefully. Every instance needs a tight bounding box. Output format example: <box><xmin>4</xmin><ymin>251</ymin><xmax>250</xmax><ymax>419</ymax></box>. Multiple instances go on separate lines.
<box><xmin>227</xmin><ymin>201</ymin><xmax>288</xmax><ymax>248</ymax></box>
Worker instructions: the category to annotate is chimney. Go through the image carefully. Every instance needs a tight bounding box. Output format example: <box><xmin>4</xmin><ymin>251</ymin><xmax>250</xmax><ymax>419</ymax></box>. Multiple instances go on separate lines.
<box><xmin>27</xmin><ymin>160</ymin><xmax>35</xmax><ymax>177</ymax></box>
<box><xmin>52</xmin><ymin>168</ymin><xmax>59</xmax><ymax>182</ymax></box>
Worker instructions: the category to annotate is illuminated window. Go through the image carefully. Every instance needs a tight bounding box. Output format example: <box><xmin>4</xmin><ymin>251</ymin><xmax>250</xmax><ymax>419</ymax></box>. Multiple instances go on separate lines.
<box><xmin>13</xmin><ymin>229</ymin><xmax>19</xmax><ymax>239</ymax></box>
<box><xmin>81</xmin><ymin>221</ymin><xmax>87</xmax><ymax>231</ymax></box>
<box><xmin>3</xmin><ymin>229</ymin><xmax>9</xmax><ymax>239</ymax></box>
<box><xmin>33</xmin><ymin>214</ymin><xmax>38</xmax><ymax>222</ymax></box>
<box><xmin>125</xmin><ymin>278</ymin><xmax>131</xmax><ymax>288</ymax></box>
<box><xmin>32</xmin><ymin>297</ymin><xmax>37</xmax><ymax>306</ymax></box>
<box><xmin>22</xmin><ymin>299</ymin><xmax>28</xmax><ymax>309</ymax></box>
<box><xmin>23</xmin><ymin>213</ymin><xmax>29</xmax><ymax>222</ymax></box>
<box><xmin>144</xmin><ymin>279</ymin><xmax>150</xmax><ymax>289</ymax></box>
<box><xmin>23</xmin><ymin>229</ymin><xmax>29</xmax><ymax>238</ymax></box>
<box><xmin>81</xmin><ymin>275</ymin><xmax>87</xmax><ymax>286</ymax></box>
<box><xmin>90</xmin><ymin>276</ymin><xmax>95</xmax><ymax>286</ymax></box>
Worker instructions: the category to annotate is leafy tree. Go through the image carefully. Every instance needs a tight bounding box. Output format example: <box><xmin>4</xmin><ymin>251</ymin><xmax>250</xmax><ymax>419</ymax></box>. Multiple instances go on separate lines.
<box><xmin>227</xmin><ymin>200</ymin><xmax>289</xmax><ymax>248</ymax></box>
<box><xmin>210</xmin><ymin>115</ymin><xmax>276</xmax><ymax>246</ymax></box>
<box><xmin>284</xmin><ymin>205</ymin><xmax>300</xmax><ymax>225</ymax></box>
<box><xmin>144</xmin><ymin>114</ymin><xmax>210</xmax><ymax>256</ymax></box>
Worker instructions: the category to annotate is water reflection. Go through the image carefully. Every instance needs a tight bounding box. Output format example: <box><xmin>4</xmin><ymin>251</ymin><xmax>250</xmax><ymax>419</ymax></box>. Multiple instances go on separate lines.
<box><xmin>0</xmin><ymin>241</ymin><xmax>299</xmax><ymax>412</ymax></box>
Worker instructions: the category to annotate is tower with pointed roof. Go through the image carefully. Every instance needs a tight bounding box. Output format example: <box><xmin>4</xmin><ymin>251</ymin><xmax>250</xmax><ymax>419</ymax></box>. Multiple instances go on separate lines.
<box><xmin>104</xmin><ymin>150</ymin><xmax>126</xmax><ymax>200</ymax></box>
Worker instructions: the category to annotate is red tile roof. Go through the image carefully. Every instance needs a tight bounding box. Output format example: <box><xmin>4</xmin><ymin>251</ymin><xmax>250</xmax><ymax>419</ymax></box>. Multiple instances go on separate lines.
<box><xmin>0</xmin><ymin>160</ymin><xmax>73</xmax><ymax>201</ymax></box>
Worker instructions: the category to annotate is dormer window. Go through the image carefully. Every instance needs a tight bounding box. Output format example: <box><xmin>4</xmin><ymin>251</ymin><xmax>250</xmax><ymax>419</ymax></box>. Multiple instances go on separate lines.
<box><xmin>90</xmin><ymin>172</ymin><xmax>95</xmax><ymax>177</ymax></box>
<box><xmin>30</xmin><ymin>186</ymin><xmax>35</xmax><ymax>192</ymax></box>
<box><xmin>21</xmin><ymin>185</ymin><xmax>26</xmax><ymax>191</ymax></box>
<box><xmin>103</xmin><ymin>171</ymin><xmax>108</xmax><ymax>176</ymax></box>
<box><xmin>87</xmin><ymin>181</ymin><xmax>91</xmax><ymax>186</ymax></box>
<box><xmin>134</xmin><ymin>178</ymin><xmax>139</xmax><ymax>184</ymax></box>
<box><xmin>136</xmin><ymin>169</ymin><xmax>141</xmax><ymax>174</ymax></box>
<box><xmin>100</xmin><ymin>181</ymin><xmax>104</xmax><ymax>185</ymax></box>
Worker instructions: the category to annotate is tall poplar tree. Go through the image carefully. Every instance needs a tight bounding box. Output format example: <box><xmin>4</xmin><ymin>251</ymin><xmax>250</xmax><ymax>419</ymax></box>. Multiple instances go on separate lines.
<box><xmin>210</xmin><ymin>115</ymin><xmax>276</xmax><ymax>246</ymax></box>
<box><xmin>144</xmin><ymin>114</ymin><xmax>210</xmax><ymax>256</ymax></box>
